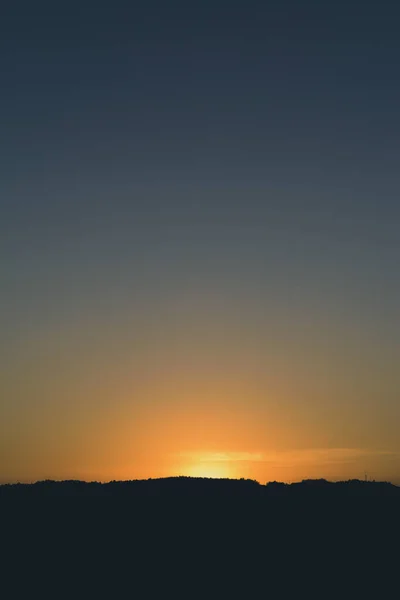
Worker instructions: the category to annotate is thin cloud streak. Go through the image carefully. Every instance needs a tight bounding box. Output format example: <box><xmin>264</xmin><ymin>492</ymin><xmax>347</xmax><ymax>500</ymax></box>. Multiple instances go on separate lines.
<box><xmin>176</xmin><ymin>448</ymin><xmax>398</xmax><ymax>467</ymax></box>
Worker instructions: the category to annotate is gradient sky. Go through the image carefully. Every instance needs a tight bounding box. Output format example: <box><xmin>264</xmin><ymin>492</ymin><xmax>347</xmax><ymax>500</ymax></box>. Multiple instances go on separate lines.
<box><xmin>1</xmin><ymin>1</ymin><xmax>400</xmax><ymax>484</ymax></box>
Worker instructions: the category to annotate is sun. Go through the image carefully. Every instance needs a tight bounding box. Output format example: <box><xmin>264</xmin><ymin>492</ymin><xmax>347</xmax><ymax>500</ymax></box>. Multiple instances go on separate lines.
<box><xmin>182</xmin><ymin>461</ymin><xmax>232</xmax><ymax>479</ymax></box>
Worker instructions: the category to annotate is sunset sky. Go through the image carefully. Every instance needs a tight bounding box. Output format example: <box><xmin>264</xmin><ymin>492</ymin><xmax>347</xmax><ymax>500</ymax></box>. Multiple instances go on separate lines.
<box><xmin>1</xmin><ymin>1</ymin><xmax>400</xmax><ymax>484</ymax></box>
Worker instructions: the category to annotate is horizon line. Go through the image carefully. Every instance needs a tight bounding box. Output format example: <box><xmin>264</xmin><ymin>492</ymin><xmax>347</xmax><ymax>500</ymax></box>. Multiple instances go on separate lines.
<box><xmin>1</xmin><ymin>475</ymin><xmax>398</xmax><ymax>487</ymax></box>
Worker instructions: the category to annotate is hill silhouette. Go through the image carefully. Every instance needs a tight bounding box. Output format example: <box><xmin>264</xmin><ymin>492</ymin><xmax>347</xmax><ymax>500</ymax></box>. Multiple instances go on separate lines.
<box><xmin>1</xmin><ymin>475</ymin><xmax>399</xmax><ymax>498</ymax></box>
<box><xmin>2</xmin><ymin>476</ymin><xmax>398</xmax><ymax>596</ymax></box>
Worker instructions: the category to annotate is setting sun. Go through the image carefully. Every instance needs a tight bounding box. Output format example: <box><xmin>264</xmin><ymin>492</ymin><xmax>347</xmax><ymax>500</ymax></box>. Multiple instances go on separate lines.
<box><xmin>174</xmin><ymin>452</ymin><xmax>237</xmax><ymax>479</ymax></box>
<box><xmin>182</xmin><ymin>462</ymin><xmax>232</xmax><ymax>479</ymax></box>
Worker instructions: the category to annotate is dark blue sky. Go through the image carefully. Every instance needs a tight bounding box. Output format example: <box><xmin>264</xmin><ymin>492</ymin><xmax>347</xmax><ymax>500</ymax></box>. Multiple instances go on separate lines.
<box><xmin>1</xmin><ymin>1</ymin><xmax>400</xmax><ymax>482</ymax></box>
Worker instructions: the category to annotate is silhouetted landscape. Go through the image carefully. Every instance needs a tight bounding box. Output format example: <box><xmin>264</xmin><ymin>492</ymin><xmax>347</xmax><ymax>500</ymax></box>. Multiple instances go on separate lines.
<box><xmin>2</xmin><ymin>476</ymin><xmax>399</xmax><ymax>594</ymax></box>
<box><xmin>1</xmin><ymin>475</ymin><xmax>399</xmax><ymax>498</ymax></box>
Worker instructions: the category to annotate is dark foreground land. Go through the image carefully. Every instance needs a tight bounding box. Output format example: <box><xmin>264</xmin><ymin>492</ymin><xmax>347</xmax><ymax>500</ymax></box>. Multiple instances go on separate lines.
<box><xmin>2</xmin><ymin>475</ymin><xmax>400</xmax><ymax>498</ymax></box>
<box><xmin>2</xmin><ymin>477</ymin><xmax>399</xmax><ymax>597</ymax></box>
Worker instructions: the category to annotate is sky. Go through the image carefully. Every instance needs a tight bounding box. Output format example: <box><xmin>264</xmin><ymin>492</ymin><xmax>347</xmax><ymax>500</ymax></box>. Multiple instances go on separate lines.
<box><xmin>1</xmin><ymin>0</ymin><xmax>399</xmax><ymax>484</ymax></box>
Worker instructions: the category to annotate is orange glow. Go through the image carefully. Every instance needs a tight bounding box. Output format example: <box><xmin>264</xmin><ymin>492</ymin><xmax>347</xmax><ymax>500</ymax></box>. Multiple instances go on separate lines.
<box><xmin>2</xmin><ymin>338</ymin><xmax>400</xmax><ymax>485</ymax></box>
<box><xmin>181</xmin><ymin>462</ymin><xmax>232</xmax><ymax>479</ymax></box>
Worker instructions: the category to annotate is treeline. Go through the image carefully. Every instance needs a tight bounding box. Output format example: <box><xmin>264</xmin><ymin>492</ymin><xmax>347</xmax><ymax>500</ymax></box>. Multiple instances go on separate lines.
<box><xmin>1</xmin><ymin>476</ymin><xmax>398</xmax><ymax>498</ymax></box>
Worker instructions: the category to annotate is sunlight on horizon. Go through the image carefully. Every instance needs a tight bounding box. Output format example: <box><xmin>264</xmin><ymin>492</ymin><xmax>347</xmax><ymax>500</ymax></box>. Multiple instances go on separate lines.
<box><xmin>179</xmin><ymin>462</ymin><xmax>233</xmax><ymax>480</ymax></box>
<box><xmin>165</xmin><ymin>448</ymin><xmax>400</xmax><ymax>486</ymax></box>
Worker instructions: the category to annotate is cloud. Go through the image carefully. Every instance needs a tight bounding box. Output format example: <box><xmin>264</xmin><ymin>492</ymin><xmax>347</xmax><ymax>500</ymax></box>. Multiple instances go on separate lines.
<box><xmin>269</xmin><ymin>448</ymin><xmax>399</xmax><ymax>469</ymax></box>
<box><xmin>175</xmin><ymin>448</ymin><xmax>399</xmax><ymax>468</ymax></box>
